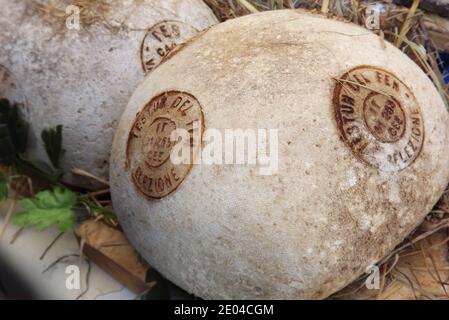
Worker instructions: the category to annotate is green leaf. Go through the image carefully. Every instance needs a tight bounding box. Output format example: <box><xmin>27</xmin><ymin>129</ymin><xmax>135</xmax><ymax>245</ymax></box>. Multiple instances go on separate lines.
<box><xmin>41</xmin><ymin>125</ymin><xmax>65</xmax><ymax>169</ymax></box>
<box><xmin>0</xmin><ymin>174</ymin><xmax>7</xmax><ymax>201</ymax></box>
<box><xmin>0</xmin><ymin>99</ymin><xmax>28</xmax><ymax>165</ymax></box>
<box><xmin>12</xmin><ymin>187</ymin><xmax>77</xmax><ymax>232</ymax></box>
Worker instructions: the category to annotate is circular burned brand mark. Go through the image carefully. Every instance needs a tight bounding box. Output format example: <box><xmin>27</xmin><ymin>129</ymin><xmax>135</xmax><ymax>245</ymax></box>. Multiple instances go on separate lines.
<box><xmin>333</xmin><ymin>66</ymin><xmax>424</xmax><ymax>172</ymax></box>
<box><xmin>140</xmin><ymin>20</ymin><xmax>198</xmax><ymax>73</ymax></box>
<box><xmin>127</xmin><ymin>91</ymin><xmax>204</xmax><ymax>199</ymax></box>
<box><xmin>362</xmin><ymin>93</ymin><xmax>406</xmax><ymax>143</ymax></box>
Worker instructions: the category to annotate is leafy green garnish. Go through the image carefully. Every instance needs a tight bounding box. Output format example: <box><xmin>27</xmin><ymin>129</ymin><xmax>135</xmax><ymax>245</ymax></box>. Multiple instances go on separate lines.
<box><xmin>0</xmin><ymin>99</ymin><xmax>28</xmax><ymax>165</ymax></box>
<box><xmin>13</xmin><ymin>187</ymin><xmax>77</xmax><ymax>232</ymax></box>
<box><xmin>41</xmin><ymin>125</ymin><xmax>65</xmax><ymax>170</ymax></box>
<box><xmin>0</xmin><ymin>99</ymin><xmax>115</xmax><ymax>233</ymax></box>
<box><xmin>0</xmin><ymin>173</ymin><xmax>8</xmax><ymax>201</ymax></box>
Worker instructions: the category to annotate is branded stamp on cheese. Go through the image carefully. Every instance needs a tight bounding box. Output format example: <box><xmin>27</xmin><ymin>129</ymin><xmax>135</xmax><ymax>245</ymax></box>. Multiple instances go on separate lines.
<box><xmin>333</xmin><ymin>66</ymin><xmax>424</xmax><ymax>172</ymax></box>
<box><xmin>140</xmin><ymin>20</ymin><xmax>198</xmax><ymax>73</ymax></box>
<box><xmin>126</xmin><ymin>91</ymin><xmax>204</xmax><ymax>199</ymax></box>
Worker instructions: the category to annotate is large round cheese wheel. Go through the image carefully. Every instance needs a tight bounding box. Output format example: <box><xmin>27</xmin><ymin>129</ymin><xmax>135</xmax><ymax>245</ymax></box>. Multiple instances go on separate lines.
<box><xmin>0</xmin><ymin>0</ymin><xmax>217</xmax><ymax>188</ymax></box>
<box><xmin>110</xmin><ymin>10</ymin><xmax>449</xmax><ymax>299</ymax></box>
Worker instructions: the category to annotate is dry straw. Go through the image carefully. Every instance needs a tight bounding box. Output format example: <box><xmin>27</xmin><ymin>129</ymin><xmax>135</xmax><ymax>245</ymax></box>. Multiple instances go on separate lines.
<box><xmin>206</xmin><ymin>0</ymin><xmax>449</xmax><ymax>300</ymax></box>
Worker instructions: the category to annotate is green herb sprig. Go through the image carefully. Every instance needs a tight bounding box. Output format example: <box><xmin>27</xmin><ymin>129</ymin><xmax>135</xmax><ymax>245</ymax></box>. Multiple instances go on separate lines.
<box><xmin>0</xmin><ymin>98</ymin><xmax>115</xmax><ymax>233</ymax></box>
